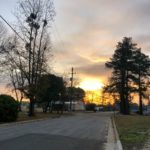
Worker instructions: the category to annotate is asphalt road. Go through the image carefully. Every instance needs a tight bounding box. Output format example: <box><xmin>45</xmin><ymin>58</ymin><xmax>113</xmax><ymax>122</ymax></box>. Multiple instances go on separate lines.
<box><xmin>0</xmin><ymin>112</ymin><xmax>112</xmax><ymax>150</ymax></box>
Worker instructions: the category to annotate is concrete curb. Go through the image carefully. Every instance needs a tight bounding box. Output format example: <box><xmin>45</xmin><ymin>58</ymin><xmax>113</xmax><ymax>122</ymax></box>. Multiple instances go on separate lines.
<box><xmin>105</xmin><ymin>116</ymin><xmax>123</xmax><ymax>150</ymax></box>
<box><xmin>111</xmin><ymin>116</ymin><xmax>123</xmax><ymax>150</ymax></box>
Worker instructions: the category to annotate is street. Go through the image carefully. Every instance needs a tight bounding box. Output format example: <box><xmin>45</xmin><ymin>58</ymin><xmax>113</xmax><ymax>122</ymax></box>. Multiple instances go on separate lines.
<box><xmin>0</xmin><ymin>112</ymin><xmax>112</xmax><ymax>150</ymax></box>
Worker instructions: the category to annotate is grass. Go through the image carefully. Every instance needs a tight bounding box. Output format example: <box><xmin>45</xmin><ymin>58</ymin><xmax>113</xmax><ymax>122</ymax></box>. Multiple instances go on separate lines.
<box><xmin>0</xmin><ymin>111</ymin><xmax>74</xmax><ymax>125</ymax></box>
<box><xmin>17</xmin><ymin>112</ymin><xmax>61</xmax><ymax>122</ymax></box>
<box><xmin>17</xmin><ymin>111</ymin><xmax>75</xmax><ymax>122</ymax></box>
<box><xmin>115</xmin><ymin>114</ymin><xmax>150</xmax><ymax>150</ymax></box>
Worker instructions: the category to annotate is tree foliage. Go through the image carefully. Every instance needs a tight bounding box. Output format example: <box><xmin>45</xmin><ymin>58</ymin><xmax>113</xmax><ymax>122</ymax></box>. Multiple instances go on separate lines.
<box><xmin>132</xmin><ymin>50</ymin><xmax>150</xmax><ymax>114</ymax></box>
<box><xmin>37</xmin><ymin>74</ymin><xmax>66</xmax><ymax>113</ymax></box>
<box><xmin>66</xmin><ymin>87</ymin><xmax>85</xmax><ymax>101</ymax></box>
<box><xmin>0</xmin><ymin>94</ymin><xmax>18</xmax><ymax>122</ymax></box>
<box><xmin>105</xmin><ymin>37</ymin><xmax>150</xmax><ymax>115</ymax></box>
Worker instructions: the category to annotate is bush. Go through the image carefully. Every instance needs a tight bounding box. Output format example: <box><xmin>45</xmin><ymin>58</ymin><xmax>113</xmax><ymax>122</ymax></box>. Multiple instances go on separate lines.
<box><xmin>0</xmin><ymin>94</ymin><xmax>19</xmax><ymax>122</ymax></box>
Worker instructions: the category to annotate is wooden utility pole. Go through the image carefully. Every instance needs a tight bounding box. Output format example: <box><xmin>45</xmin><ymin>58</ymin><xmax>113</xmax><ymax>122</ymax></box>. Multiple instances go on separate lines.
<box><xmin>69</xmin><ymin>67</ymin><xmax>76</xmax><ymax>111</ymax></box>
<box><xmin>70</xmin><ymin>67</ymin><xmax>74</xmax><ymax>88</ymax></box>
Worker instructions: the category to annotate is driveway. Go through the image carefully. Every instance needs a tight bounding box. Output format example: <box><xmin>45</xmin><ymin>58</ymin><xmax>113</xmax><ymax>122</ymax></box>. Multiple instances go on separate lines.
<box><xmin>0</xmin><ymin>112</ymin><xmax>112</xmax><ymax>150</ymax></box>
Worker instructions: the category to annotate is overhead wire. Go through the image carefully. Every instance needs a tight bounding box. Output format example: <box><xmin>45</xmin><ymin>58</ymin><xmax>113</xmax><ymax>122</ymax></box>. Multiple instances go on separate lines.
<box><xmin>0</xmin><ymin>14</ymin><xmax>25</xmax><ymax>42</ymax></box>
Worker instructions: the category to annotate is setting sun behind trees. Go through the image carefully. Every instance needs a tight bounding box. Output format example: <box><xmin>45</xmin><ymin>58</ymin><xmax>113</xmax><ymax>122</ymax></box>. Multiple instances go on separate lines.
<box><xmin>79</xmin><ymin>79</ymin><xmax>104</xmax><ymax>91</ymax></box>
<box><xmin>79</xmin><ymin>79</ymin><xmax>105</xmax><ymax>104</ymax></box>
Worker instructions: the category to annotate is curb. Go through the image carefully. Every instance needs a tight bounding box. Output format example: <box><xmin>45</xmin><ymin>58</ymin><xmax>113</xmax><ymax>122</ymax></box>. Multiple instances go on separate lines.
<box><xmin>111</xmin><ymin>116</ymin><xmax>123</xmax><ymax>150</ymax></box>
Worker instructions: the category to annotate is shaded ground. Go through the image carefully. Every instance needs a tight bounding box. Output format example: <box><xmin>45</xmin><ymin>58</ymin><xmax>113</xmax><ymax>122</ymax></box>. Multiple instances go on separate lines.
<box><xmin>17</xmin><ymin>111</ymin><xmax>72</xmax><ymax>122</ymax></box>
<box><xmin>115</xmin><ymin>115</ymin><xmax>150</xmax><ymax>150</ymax></box>
<box><xmin>0</xmin><ymin>111</ymin><xmax>72</xmax><ymax>125</ymax></box>
<box><xmin>0</xmin><ymin>112</ymin><xmax>112</xmax><ymax>150</ymax></box>
<box><xmin>0</xmin><ymin>134</ymin><xmax>103</xmax><ymax>150</ymax></box>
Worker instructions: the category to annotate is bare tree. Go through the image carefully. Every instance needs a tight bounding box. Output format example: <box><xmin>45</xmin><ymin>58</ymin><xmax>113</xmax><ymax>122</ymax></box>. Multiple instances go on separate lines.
<box><xmin>1</xmin><ymin>0</ymin><xmax>55</xmax><ymax>116</ymax></box>
<box><xmin>0</xmin><ymin>21</ymin><xmax>8</xmax><ymax>83</ymax></box>
<box><xmin>0</xmin><ymin>36</ymin><xmax>25</xmax><ymax>110</ymax></box>
<box><xmin>9</xmin><ymin>65</ymin><xmax>25</xmax><ymax>111</ymax></box>
<box><xmin>16</xmin><ymin>0</ymin><xmax>55</xmax><ymax>116</ymax></box>
<box><xmin>0</xmin><ymin>21</ymin><xmax>7</xmax><ymax>42</ymax></box>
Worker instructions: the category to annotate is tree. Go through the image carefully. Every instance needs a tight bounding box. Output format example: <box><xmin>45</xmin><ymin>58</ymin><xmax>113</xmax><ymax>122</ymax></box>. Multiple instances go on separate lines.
<box><xmin>0</xmin><ymin>36</ymin><xmax>25</xmax><ymax>111</ymax></box>
<box><xmin>0</xmin><ymin>0</ymin><xmax>55</xmax><ymax>116</ymax></box>
<box><xmin>65</xmin><ymin>87</ymin><xmax>85</xmax><ymax>111</ymax></box>
<box><xmin>37</xmin><ymin>74</ymin><xmax>66</xmax><ymax>113</ymax></box>
<box><xmin>66</xmin><ymin>87</ymin><xmax>85</xmax><ymax>101</ymax></box>
<box><xmin>105</xmin><ymin>37</ymin><xmax>139</xmax><ymax>114</ymax></box>
<box><xmin>102</xmin><ymin>84</ymin><xmax>119</xmax><ymax>106</ymax></box>
<box><xmin>0</xmin><ymin>21</ymin><xmax>7</xmax><ymax>72</ymax></box>
<box><xmin>0</xmin><ymin>21</ymin><xmax>7</xmax><ymax>44</ymax></box>
<box><xmin>8</xmin><ymin>66</ymin><xmax>25</xmax><ymax>111</ymax></box>
<box><xmin>132</xmin><ymin>50</ymin><xmax>150</xmax><ymax>115</ymax></box>
<box><xmin>0</xmin><ymin>94</ymin><xmax>19</xmax><ymax>122</ymax></box>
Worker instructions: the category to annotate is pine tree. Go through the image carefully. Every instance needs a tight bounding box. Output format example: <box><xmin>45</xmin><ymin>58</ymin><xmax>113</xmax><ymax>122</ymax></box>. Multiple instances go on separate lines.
<box><xmin>105</xmin><ymin>37</ymin><xmax>139</xmax><ymax>114</ymax></box>
<box><xmin>132</xmin><ymin>50</ymin><xmax>150</xmax><ymax>115</ymax></box>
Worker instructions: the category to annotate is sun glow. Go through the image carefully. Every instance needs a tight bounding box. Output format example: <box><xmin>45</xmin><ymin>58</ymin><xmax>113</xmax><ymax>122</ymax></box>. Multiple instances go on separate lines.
<box><xmin>79</xmin><ymin>79</ymin><xmax>104</xmax><ymax>91</ymax></box>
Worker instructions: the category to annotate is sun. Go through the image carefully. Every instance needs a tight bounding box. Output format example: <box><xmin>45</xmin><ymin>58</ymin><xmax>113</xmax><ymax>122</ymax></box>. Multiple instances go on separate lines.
<box><xmin>79</xmin><ymin>79</ymin><xmax>104</xmax><ymax>91</ymax></box>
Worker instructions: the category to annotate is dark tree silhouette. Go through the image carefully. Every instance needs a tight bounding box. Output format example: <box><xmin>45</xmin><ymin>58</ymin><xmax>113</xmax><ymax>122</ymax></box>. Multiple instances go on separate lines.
<box><xmin>37</xmin><ymin>74</ymin><xmax>66</xmax><ymax>113</ymax></box>
<box><xmin>132</xmin><ymin>50</ymin><xmax>150</xmax><ymax>115</ymax></box>
<box><xmin>105</xmin><ymin>37</ymin><xmax>140</xmax><ymax>114</ymax></box>
<box><xmin>0</xmin><ymin>0</ymin><xmax>55</xmax><ymax>116</ymax></box>
<box><xmin>66</xmin><ymin>87</ymin><xmax>85</xmax><ymax>101</ymax></box>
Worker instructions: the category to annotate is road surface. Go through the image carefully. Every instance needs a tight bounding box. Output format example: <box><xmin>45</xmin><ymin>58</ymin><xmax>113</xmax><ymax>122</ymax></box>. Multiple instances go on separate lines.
<box><xmin>0</xmin><ymin>112</ymin><xmax>112</xmax><ymax>150</ymax></box>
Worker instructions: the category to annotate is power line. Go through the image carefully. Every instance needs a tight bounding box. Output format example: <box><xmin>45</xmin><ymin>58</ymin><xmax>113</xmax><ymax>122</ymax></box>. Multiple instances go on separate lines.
<box><xmin>0</xmin><ymin>14</ymin><xmax>24</xmax><ymax>42</ymax></box>
<box><xmin>52</xmin><ymin>22</ymin><xmax>66</xmax><ymax>50</ymax></box>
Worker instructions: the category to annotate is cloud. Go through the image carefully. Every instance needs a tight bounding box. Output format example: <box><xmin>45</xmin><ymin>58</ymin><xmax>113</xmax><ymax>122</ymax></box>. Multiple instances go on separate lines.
<box><xmin>1</xmin><ymin>0</ymin><xmax>150</xmax><ymax>91</ymax></box>
<box><xmin>4</xmin><ymin>0</ymin><xmax>147</xmax><ymax>83</ymax></box>
<box><xmin>51</xmin><ymin>0</ymin><xmax>150</xmax><ymax>83</ymax></box>
<box><xmin>75</xmin><ymin>62</ymin><xmax>111</xmax><ymax>82</ymax></box>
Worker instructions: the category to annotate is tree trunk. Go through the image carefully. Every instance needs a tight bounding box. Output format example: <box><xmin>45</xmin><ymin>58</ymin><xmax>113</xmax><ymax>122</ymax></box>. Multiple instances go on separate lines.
<box><xmin>120</xmin><ymin>68</ymin><xmax>127</xmax><ymax>114</ymax></box>
<box><xmin>139</xmin><ymin>94</ymin><xmax>143</xmax><ymax>115</ymax></box>
<box><xmin>28</xmin><ymin>99</ymin><xmax>35</xmax><ymax>116</ymax></box>
<box><xmin>120</xmin><ymin>93</ymin><xmax>125</xmax><ymax>114</ymax></box>
<box><xmin>43</xmin><ymin>103</ymin><xmax>49</xmax><ymax>113</ymax></box>
<box><xmin>125</xmin><ymin>95</ymin><xmax>130</xmax><ymax>115</ymax></box>
<box><xmin>138</xmin><ymin>68</ymin><xmax>143</xmax><ymax>115</ymax></box>
<box><xmin>18</xmin><ymin>96</ymin><xmax>23</xmax><ymax>112</ymax></box>
<box><xmin>18</xmin><ymin>102</ymin><xmax>22</xmax><ymax>112</ymax></box>
<box><xmin>125</xmin><ymin>71</ymin><xmax>130</xmax><ymax>115</ymax></box>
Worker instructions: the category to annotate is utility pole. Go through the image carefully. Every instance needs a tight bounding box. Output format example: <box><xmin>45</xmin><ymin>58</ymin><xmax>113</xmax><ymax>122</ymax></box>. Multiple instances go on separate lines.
<box><xmin>69</xmin><ymin>67</ymin><xmax>76</xmax><ymax>111</ymax></box>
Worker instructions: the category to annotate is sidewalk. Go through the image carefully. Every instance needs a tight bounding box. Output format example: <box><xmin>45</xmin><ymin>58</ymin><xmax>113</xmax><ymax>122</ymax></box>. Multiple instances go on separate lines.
<box><xmin>105</xmin><ymin>117</ymin><xmax>123</xmax><ymax>150</ymax></box>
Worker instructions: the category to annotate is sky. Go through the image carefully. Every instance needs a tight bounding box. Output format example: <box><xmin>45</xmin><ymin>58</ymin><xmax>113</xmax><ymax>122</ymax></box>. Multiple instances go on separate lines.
<box><xmin>1</xmin><ymin>0</ymin><xmax>150</xmax><ymax>91</ymax></box>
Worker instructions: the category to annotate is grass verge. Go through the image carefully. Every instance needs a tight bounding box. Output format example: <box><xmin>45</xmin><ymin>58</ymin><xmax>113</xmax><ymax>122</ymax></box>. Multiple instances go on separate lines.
<box><xmin>115</xmin><ymin>115</ymin><xmax>150</xmax><ymax>150</ymax></box>
<box><xmin>0</xmin><ymin>111</ymin><xmax>74</xmax><ymax>125</ymax></box>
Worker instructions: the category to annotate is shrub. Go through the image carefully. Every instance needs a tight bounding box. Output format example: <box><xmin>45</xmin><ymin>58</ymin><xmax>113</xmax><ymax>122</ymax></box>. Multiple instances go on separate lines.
<box><xmin>0</xmin><ymin>94</ymin><xmax>19</xmax><ymax>122</ymax></box>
